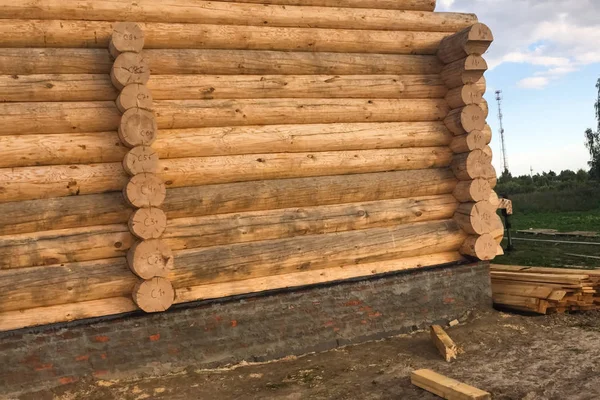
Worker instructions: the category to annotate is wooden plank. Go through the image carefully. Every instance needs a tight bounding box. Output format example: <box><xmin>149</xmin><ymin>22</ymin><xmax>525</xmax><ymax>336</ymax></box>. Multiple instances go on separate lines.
<box><xmin>490</xmin><ymin>271</ymin><xmax>590</xmax><ymax>285</ymax></box>
<box><xmin>0</xmin><ymin>195</ymin><xmax>458</xmax><ymax>269</ymax></box>
<box><xmin>491</xmin><ymin>280</ymin><xmax>555</xmax><ymax>299</ymax></box>
<box><xmin>206</xmin><ymin>0</ymin><xmax>438</xmax><ymax>11</ymax></box>
<box><xmin>0</xmin><ymin>122</ymin><xmax>453</xmax><ymax>168</ymax></box>
<box><xmin>430</xmin><ymin>325</ymin><xmax>458</xmax><ymax>362</ymax></box>
<box><xmin>0</xmin><ymin>1</ymin><xmax>477</xmax><ymax>32</ymax></box>
<box><xmin>0</xmin><ymin>49</ymin><xmax>442</xmax><ymax>75</ymax></box>
<box><xmin>411</xmin><ymin>369</ymin><xmax>491</xmax><ymax>400</ymax></box>
<box><xmin>0</xmin><ymin>168</ymin><xmax>458</xmax><ymax>236</ymax></box>
<box><xmin>492</xmin><ymin>293</ymin><xmax>542</xmax><ymax>313</ymax></box>
<box><xmin>491</xmin><ymin>265</ymin><xmax>600</xmax><ymax>276</ymax></box>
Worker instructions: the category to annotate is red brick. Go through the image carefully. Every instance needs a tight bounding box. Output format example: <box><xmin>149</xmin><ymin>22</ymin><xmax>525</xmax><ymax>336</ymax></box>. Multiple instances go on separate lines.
<box><xmin>58</xmin><ymin>376</ymin><xmax>77</xmax><ymax>385</ymax></box>
<box><xmin>93</xmin><ymin>335</ymin><xmax>110</xmax><ymax>343</ymax></box>
<box><xmin>75</xmin><ymin>355</ymin><xmax>89</xmax><ymax>362</ymax></box>
<box><xmin>149</xmin><ymin>334</ymin><xmax>161</xmax><ymax>342</ymax></box>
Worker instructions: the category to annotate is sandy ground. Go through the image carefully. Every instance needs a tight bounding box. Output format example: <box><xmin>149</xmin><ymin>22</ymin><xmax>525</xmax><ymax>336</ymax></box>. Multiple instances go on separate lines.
<box><xmin>20</xmin><ymin>310</ymin><xmax>600</xmax><ymax>400</ymax></box>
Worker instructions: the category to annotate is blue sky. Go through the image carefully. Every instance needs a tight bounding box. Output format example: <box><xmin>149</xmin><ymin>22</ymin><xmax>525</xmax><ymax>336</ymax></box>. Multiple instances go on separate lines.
<box><xmin>439</xmin><ymin>0</ymin><xmax>600</xmax><ymax>176</ymax></box>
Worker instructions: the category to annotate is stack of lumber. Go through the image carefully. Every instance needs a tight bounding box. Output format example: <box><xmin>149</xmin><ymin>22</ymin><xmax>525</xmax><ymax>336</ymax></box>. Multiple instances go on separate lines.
<box><xmin>491</xmin><ymin>265</ymin><xmax>600</xmax><ymax>314</ymax></box>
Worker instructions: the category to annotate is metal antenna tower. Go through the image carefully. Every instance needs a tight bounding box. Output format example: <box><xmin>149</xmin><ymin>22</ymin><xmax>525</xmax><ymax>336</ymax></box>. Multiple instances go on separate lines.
<box><xmin>495</xmin><ymin>90</ymin><xmax>509</xmax><ymax>175</ymax></box>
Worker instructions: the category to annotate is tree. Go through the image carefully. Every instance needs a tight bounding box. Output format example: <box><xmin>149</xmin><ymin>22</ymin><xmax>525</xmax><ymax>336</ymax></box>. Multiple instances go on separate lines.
<box><xmin>584</xmin><ymin>78</ymin><xmax>600</xmax><ymax>179</ymax></box>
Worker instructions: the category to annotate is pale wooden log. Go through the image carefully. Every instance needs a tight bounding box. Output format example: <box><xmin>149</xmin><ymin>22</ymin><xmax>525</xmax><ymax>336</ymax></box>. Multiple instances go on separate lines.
<box><xmin>118</xmin><ymin>108</ymin><xmax>158</xmax><ymax>147</ymax></box>
<box><xmin>411</xmin><ymin>369</ymin><xmax>491</xmax><ymax>400</ymax></box>
<box><xmin>485</xmin><ymin>165</ymin><xmax>497</xmax><ymax>188</ymax></box>
<box><xmin>460</xmin><ymin>233</ymin><xmax>497</xmax><ymax>261</ymax></box>
<box><xmin>454</xmin><ymin>200</ymin><xmax>495</xmax><ymax>235</ymax></box>
<box><xmin>0</xmin><ymin>1</ymin><xmax>476</xmax><ymax>32</ymax></box>
<box><xmin>0</xmin><ymin>20</ymin><xmax>449</xmax><ymax>55</ymax></box>
<box><xmin>488</xmin><ymin>190</ymin><xmax>500</xmax><ymax>208</ymax></box>
<box><xmin>445</xmin><ymin>84</ymin><xmax>483</xmax><ymax>109</ymax></box>
<box><xmin>210</xmin><ymin>0</ymin><xmax>437</xmax><ymax>11</ymax></box>
<box><xmin>449</xmin><ymin>130</ymin><xmax>487</xmax><ymax>153</ymax></box>
<box><xmin>430</xmin><ymin>325</ymin><xmax>458</xmax><ymax>362</ymax></box>
<box><xmin>441</xmin><ymin>55</ymin><xmax>487</xmax><ymax>89</ymax></box>
<box><xmin>474</xmin><ymin>76</ymin><xmax>486</xmax><ymax>96</ymax></box>
<box><xmin>124</xmin><ymin>173</ymin><xmax>167</xmax><ymax>208</ymax></box>
<box><xmin>0</xmin><ymin>49</ymin><xmax>442</xmax><ymax>75</ymax></box>
<box><xmin>479</xmin><ymin>98</ymin><xmax>489</xmax><ymax>118</ymax></box>
<box><xmin>481</xmin><ymin>124</ymin><xmax>492</xmax><ymax>145</ymax></box>
<box><xmin>482</xmin><ymin>145</ymin><xmax>493</xmax><ymax>160</ymax></box>
<box><xmin>437</xmin><ymin>23</ymin><xmax>493</xmax><ymax>64</ymax></box>
<box><xmin>127</xmin><ymin>240</ymin><xmax>174</xmax><ymax>279</ymax></box>
<box><xmin>451</xmin><ymin>149</ymin><xmax>489</xmax><ymax>180</ymax></box>
<box><xmin>0</xmin><ymin>99</ymin><xmax>447</xmax><ymax>135</ymax></box>
<box><xmin>0</xmin><ymin>122</ymin><xmax>453</xmax><ymax>168</ymax></box>
<box><xmin>133</xmin><ymin>277</ymin><xmax>175</xmax><ymax>313</ymax></box>
<box><xmin>0</xmin><ymin>148</ymin><xmax>452</xmax><ymax>203</ymax></box>
<box><xmin>0</xmin><ymin>101</ymin><xmax>120</xmax><ymax>135</ymax></box>
<box><xmin>0</xmin><ymin>252</ymin><xmax>465</xmax><ymax>332</ymax></box>
<box><xmin>0</xmin><ymin>74</ymin><xmax>447</xmax><ymax>102</ymax></box>
<box><xmin>0</xmin><ymin>169</ymin><xmax>457</xmax><ymax>235</ymax></box>
<box><xmin>123</xmin><ymin>146</ymin><xmax>160</xmax><ymax>175</ymax></box>
<box><xmin>452</xmin><ymin>179</ymin><xmax>491</xmax><ymax>203</ymax></box>
<box><xmin>109</xmin><ymin>22</ymin><xmax>145</xmax><ymax>58</ymax></box>
<box><xmin>129</xmin><ymin>208</ymin><xmax>167</xmax><ymax>240</ymax></box>
<box><xmin>0</xmin><ymin>195</ymin><xmax>457</xmax><ymax>269</ymax></box>
<box><xmin>116</xmin><ymin>83</ymin><xmax>153</xmax><ymax>113</ymax></box>
<box><xmin>111</xmin><ymin>52</ymin><xmax>151</xmax><ymax>91</ymax></box>
<box><xmin>0</xmin><ymin>219</ymin><xmax>466</xmax><ymax>312</ymax></box>
<box><xmin>444</xmin><ymin>105</ymin><xmax>485</xmax><ymax>135</ymax></box>
<box><xmin>490</xmin><ymin>213</ymin><xmax>504</xmax><ymax>244</ymax></box>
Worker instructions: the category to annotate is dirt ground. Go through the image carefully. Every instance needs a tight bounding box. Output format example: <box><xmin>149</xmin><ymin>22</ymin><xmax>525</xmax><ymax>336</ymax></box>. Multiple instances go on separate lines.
<box><xmin>21</xmin><ymin>309</ymin><xmax>600</xmax><ymax>400</ymax></box>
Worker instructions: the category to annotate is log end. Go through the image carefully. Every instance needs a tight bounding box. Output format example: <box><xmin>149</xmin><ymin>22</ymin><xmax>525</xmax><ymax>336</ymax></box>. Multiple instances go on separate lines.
<box><xmin>127</xmin><ymin>239</ymin><xmax>174</xmax><ymax>279</ymax></box>
<box><xmin>124</xmin><ymin>173</ymin><xmax>166</xmax><ymax>208</ymax></box>
<box><xmin>460</xmin><ymin>233</ymin><xmax>497</xmax><ymax>261</ymax></box>
<box><xmin>116</xmin><ymin>83</ymin><xmax>153</xmax><ymax>113</ymax></box>
<box><xmin>118</xmin><ymin>108</ymin><xmax>158</xmax><ymax>148</ymax></box>
<box><xmin>111</xmin><ymin>52</ymin><xmax>150</xmax><ymax>91</ymax></box>
<box><xmin>123</xmin><ymin>146</ymin><xmax>160</xmax><ymax>175</ymax></box>
<box><xmin>129</xmin><ymin>207</ymin><xmax>167</xmax><ymax>240</ymax></box>
<box><xmin>111</xmin><ymin>22</ymin><xmax>145</xmax><ymax>57</ymax></box>
<box><xmin>132</xmin><ymin>277</ymin><xmax>175</xmax><ymax>313</ymax></box>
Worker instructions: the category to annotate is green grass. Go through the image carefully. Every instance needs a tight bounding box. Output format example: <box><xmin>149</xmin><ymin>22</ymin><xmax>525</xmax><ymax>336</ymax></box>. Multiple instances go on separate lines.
<box><xmin>509</xmin><ymin>209</ymin><xmax>600</xmax><ymax>232</ymax></box>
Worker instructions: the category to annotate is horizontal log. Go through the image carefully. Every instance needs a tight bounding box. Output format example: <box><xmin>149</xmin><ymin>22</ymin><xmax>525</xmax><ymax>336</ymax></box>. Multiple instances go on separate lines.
<box><xmin>441</xmin><ymin>55</ymin><xmax>487</xmax><ymax>89</ymax></box>
<box><xmin>451</xmin><ymin>149</ymin><xmax>490</xmax><ymax>180</ymax></box>
<box><xmin>460</xmin><ymin>233</ymin><xmax>496</xmax><ymax>261</ymax></box>
<box><xmin>0</xmin><ymin>148</ymin><xmax>452</xmax><ymax>202</ymax></box>
<box><xmin>454</xmin><ymin>200</ymin><xmax>495</xmax><ymax>235</ymax></box>
<box><xmin>0</xmin><ymin>219</ymin><xmax>466</xmax><ymax>312</ymax></box>
<box><xmin>0</xmin><ymin>169</ymin><xmax>457</xmax><ymax>235</ymax></box>
<box><xmin>449</xmin><ymin>130</ymin><xmax>488</xmax><ymax>153</ymax></box>
<box><xmin>0</xmin><ymin>99</ymin><xmax>449</xmax><ymax>135</ymax></box>
<box><xmin>445</xmin><ymin>84</ymin><xmax>483</xmax><ymax>109</ymax></box>
<box><xmin>0</xmin><ymin>20</ymin><xmax>449</xmax><ymax>55</ymax></box>
<box><xmin>0</xmin><ymin>1</ymin><xmax>476</xmax><ymax>32</ymax></box>
<box><xmin>209</xmin><ymin>0</ymin><xmax>438</xmax><ymax>11</ymax></box>
<box><xmin>437</xmin><ymin>23</ymin><xmax>493</xmax><ymax>64</ymax></box>
<box><xmin>0</xmin><ymin>251</ymin><xmax>465</xmax><ymax>332</ymax></box>
<box><xmin>0</xmin><ymin>195</ymin><xmax>458</xmax><ymax>269</ymax></box>
<box><xmin>453</xmin><ymin>179</ymin><xmax>491</xmax><ymax>203</ymax></box>
<box><xmin>0</xmin><ymin>49</ymin><xmax>442</xmax><ymax>75</ymax></box>
<box><xmin>0</xmin><ymin>122</ymin><xmax>453</xmax><ymax>168</ymax></box>
<box><xmin>0</xmin><ymin>74</ymin><xmax>447</xmax><ymax>103</ymax></box>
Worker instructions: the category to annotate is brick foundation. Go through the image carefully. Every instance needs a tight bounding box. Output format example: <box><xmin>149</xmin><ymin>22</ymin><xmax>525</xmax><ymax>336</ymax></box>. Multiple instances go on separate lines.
<box><xmin>0</xmin><ymin>262</ymin><xmax>491</xmax><ymax>396</ymax></box>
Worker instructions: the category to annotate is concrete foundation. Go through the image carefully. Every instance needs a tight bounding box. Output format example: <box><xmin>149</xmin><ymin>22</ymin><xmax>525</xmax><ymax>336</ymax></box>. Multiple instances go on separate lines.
<box><xmin>0</xmin><ymin>262</ymin><xmax>491</xmax><ymax>396</ymax></box>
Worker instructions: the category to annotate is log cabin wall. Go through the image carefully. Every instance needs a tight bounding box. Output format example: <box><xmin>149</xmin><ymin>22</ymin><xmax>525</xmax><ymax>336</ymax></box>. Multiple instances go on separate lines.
<box><xmin>0</xmin><ymin>0</ymin><xmax>499</xmax><ymax>332</ymax></box>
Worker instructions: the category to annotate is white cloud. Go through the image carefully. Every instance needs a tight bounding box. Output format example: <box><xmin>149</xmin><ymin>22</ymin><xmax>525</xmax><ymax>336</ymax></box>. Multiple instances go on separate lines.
<box><xmin>517</xmin><ymin>76</ymin><xmax>549</xmax><ymax>89</ymax></box>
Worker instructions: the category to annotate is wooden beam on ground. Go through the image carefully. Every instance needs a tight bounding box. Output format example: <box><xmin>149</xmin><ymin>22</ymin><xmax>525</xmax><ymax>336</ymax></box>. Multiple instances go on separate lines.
<box><xmin>430</xmin><ymin>325</ymin><xmax>458</xmax><ymax>362</ymax></box>
<box><xmin>411</xmin><ymin>369</ymin><xmax>491</xmax><ymax>400</ymax></box>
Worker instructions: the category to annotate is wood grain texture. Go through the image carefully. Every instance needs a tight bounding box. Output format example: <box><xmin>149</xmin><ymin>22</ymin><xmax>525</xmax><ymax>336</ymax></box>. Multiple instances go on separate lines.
<box><xmin>0</xmin><ymin>169</ymin><xmax>457</xmax><ymax>236</ymax></box>
<box><xmin>0</xmin><ymin>1</ymin><xmax>476</xmax><ymax>32</ymax></box>
<box><xmin>203</xmin><ymin>0</ymin><xmax>437</xmax><ymax>11</ymax></box>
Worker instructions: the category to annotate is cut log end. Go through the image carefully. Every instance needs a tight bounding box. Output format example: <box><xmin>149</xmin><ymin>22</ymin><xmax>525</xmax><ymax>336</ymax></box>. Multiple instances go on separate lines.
<box><xmin>129</xmin><ymin>207</ymin><xmax>167</xmax><ymax>240</ymax></box>
<box><xmin>132</xmin><ymin>277</ymin><xmax>175</xmax><ymax>313</ymax></box>
<box><xmin>438</xmin><ymin>23</ymin><xmax>494</xmax><ymax>64</ymax></box>
<box><xmin>446</xmin><ymin>84</ymin><xmax>483</xmax><ymax>109</ymax></box>
<box><xmin>110</xmin><ymin>52</ymin><xmax>150</xmax><ymax>91</ymax></box>
<box><xmin>123</xmin><ymin>146</ymin><xmax>160</xmax><ymax>175</ymax></box>
<box><xmin>451</xmin><ymin>149</ymin><xmax>491</xmax><ymax>181</ymax></box>
<box><xmin>127</xmin><ymin>239</ymin><xmax>174</xmax><ymax>279</ymax></box>
<box><xmin>118</xmin><ymin>108</ymin><xmax>158</xmax><ymax>148</ymax></box>
<box><xmin>455</xmin><ymin>200</ymin><xmax>496</xmax><ymax>235</ymax></box>
<box><xmin>116</xmin><ymin>83</ymin><xmax>154</xmax><ymax>113</ymax></box>
<box><xmin>124</xmin><ymin>173</ymin><xmax>167</xmax><ymax>208</ymax></box>
<box><xmin>110</xmin><ymin>22</ymin><xmax>145</xmax><ymax>58</ymax></box>
<box><xmin>460</xmin><ymin>233</ymin><xmax>497</xmax><ymax>261</ymax></box>
<box><xmin>445</xmin><ymin>104</ymin><xmax>485</xmax><ymax>135</ymax></box>
<box><xmin>453</xmin><ymin>179</ymin><xmax>491</xmax><ymax>203</ymax></box>
<box><xmin>450</xmin><ymin>130</ymin><xmax>488</xmax><ymax>154</ymax></box>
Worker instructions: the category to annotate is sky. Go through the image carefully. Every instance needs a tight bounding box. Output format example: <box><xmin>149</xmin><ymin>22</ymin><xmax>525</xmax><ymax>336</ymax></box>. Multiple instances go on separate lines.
<box><xmin>438</xmin><ymin>0</ymin><xmax>600</xmax><ymax>176</ymax></box>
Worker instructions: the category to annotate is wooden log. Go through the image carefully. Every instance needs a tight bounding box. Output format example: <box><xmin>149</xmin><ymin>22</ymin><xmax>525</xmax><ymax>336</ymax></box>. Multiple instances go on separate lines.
<box><xmin>132</xmin><ymin>277</ymin><xmax>175</xmax><ymax>313</ymax></box>
<box><xmin>127</xmin><ymin>240</ymin><xmax>174</xmax><ymax>279</ymax></box>
<box><xmin>116</xmin><ymin>83</ymin><xmax>153</xmax><ymax>113</ymax></box>
<box><xmin>490</xmin><ymin>213</ymin><xmax>504</xmax><ymax>244</ymax></box>
<box><xmin>0</xmin><ymin>122</ymin><xmax>453</xmax><ymax>168</ymax></box>
<box><xmin>411</xmin><ymin>369</ymin><xmax>491</xmax><ymax>400</ymax></box>
<box><xmin>452</xmin><ymin>179</ymin><xmax>491</xmax><ymax>203</ymax></box>
<box><xmin>444</xmin><ymin>105</ymin><xmax>486</xmax><ymax>135</ymax></box>
<box><xmin>437</xmin><ymin>23</ymin><xmax>493</xmax><ymax>64</ymax></box>
<box><xmin>449</xmin><ymin>130</ymin><xmax>487</xmax><ymax>153</ymax></box>
<box><xmin>474</xmin><ymin>76</ymin><xmax>486</xmax><ymax>96</ymax></box>
<box><xmin>0</xmin><ymin>74</ymin><xmax>447</xmax><ymax>102</ymax></box>
<box><xmin>0</xmin><ymin>19</ymin><xmax>450</xmax><ymax>55</ymax></box>
<box><xmin>482</xmin><ymin>145</ymin><xmax>493</xmax><ymax>160</ymax></box>
<box><xmin>441</xmin><ymin>55</ymin><xmax>487</xmax><ymax>89</ymax></box>
<box><xmin>118</xmin><ymin>108</ymin><xmax>158</xmax><ymax>147</ymax></box>
<box><xmin>0</xmin><ymin>48</ymin><xmax>442</xmax><ymax>75</ymax></box>
<box><xmin>129</xmin><ymin>207</ymin><xmax>167</xmax><ymax>240</ymax></box>
<box><xmin>124</xmin><ymin>173</ymin><xmax>167</xmax><ymax>208</ymax></box>
<box><xmin>208</xmin><ymin>0</ymin><xmax>437</xmax><ymax>11</ymax></box>
<box><xmin>0</xmin><ymin>252</ymin><xmax>464</xmax><ymax>332</ymax></box>
<box><xmin>479</xmin><ymin>98</ymin><xmax>489</xmax><ymax>118</ymax></box>
<box><xmin>123</xmin><ymin>146</ymin><xmax>160</xmax><ymax>175</ymax></box>
<box><xmin>454</xmin><ymin>200</ymin><xmax>495</xmax><ymax>235</ymax></box>
<box><xmin>0</xmin><ymin>169</ymin><xmax>457</xmax><ymax>236</ymax></box>
<box><xmin>451</xmin><ymin>149</ymin><xmax>489</xmax><ymax>180</ymax></box>
<box><xmin>111</xmin><ymin>52</ymin><xmax>151</xmax><ymax>91</ymax></box>
<box><xmin>445</xmin><ymin>84</ymin><xmax>483</xmax><ymax>109</ymax></box>
<box><xmin>480</xmin><ymin>124</ymin><xmax>492</xmax><ymax>145</ymax></box>
<box><xmin>460</xmin><ymin>233</ymin><xmax>497</xmax><ymax>261</ymax></box>
<box><xmin>109</xmin><ymin>22</ymin><xmax>145</xmax><ymax>58</ymax></box>
<box><xmin>430</xmin><ymin>325</ymin><xmax>458</xmax><ymax>362</ymax></box>
<box><xmin>0</xmin><ymin>148</ymin><xmax>452</xmax><ymax>203</ymax></box>
<box><xmin>488</xmin><ymin>190</ymin><xmax>500</xmax><ymax>208</ymax></box>
<box><xmin>0</xmin><ymin>1</ymin><xmax>477</xmax><ymax>32</ymax></box>
<box><xmin>0</xmin><ymin>195</ymin><xmax>458</xmax><ymax>269</ymax></box>
<box><xmin>485</xmin><ymin>165</ymin><xmax>497</xmax><ymax>188</ymax></box>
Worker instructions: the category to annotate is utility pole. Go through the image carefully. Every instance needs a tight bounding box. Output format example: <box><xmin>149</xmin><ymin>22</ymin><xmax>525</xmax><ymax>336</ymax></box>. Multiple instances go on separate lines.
<box><xmin>495</xmin><ymin>90</ymin><xmax>509</xmax><ymax>175</ymax></box>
